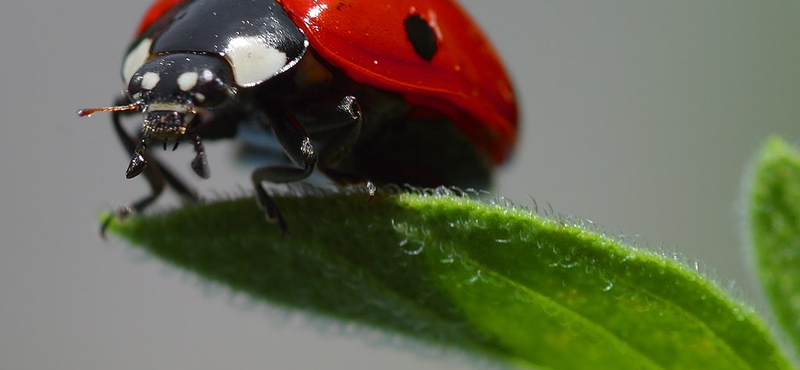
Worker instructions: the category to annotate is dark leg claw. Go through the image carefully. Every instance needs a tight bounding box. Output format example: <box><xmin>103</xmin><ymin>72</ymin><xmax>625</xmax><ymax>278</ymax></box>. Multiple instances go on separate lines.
<box><xmin>100</xmin><ymin>204</ymin><xmax>133</xmax><ymax>239</ymax></box>
<box><xmin>366</xmin><ymin>181</ymin><xmax>377</xmax><ymax>198</ymax></box>
<box><xmin>253</xmin><ymin>182</ymin><xmax>289</xmax><ymax>236</ymax></box>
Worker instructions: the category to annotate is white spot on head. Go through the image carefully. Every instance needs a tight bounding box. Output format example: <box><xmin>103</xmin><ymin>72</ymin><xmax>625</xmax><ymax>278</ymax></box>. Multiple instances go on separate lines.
<box><xmin>194</xmin><ymin>92</ymin><xmax>206</xmax><ymax>103</ymax></box>
<box><xmin>200</xmin><ymin>69</ymin><xmax>214</xmax><ymax>82</ymax></box>
<box><xmin>123</xmin><ymin>38</ymin><xmax>153</xmax><ymax>83</ymax></box>
<box><xmin>141</xmin><ymin>72</ymin><xmax>161</xmax><ymax>90</ymax></box>
<box><xmin>178</xmin><ymin>72</ymin><xmax>199</xmax><ymax>91</ymax></box>
<box><xmin>225</xmin><ymin>36</ymin><xmax>288</xmax><ymax>87</ymax></box>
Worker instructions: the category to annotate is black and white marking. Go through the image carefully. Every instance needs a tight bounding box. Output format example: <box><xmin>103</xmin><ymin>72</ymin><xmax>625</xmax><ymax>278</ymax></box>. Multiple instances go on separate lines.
<box><xmin>225</xmin><ymin>36</ymin><xmax>289</xmax><ymax>87</ymax></box>
<box><xmin>141</xmin><ymin>72</ymin><xmax>161</xmax><ymax>90</ymax></box>
<box><xmin>123</xmin><ymin>38</ymin><xmax>153</xmax><ymax>83</ymax></box>
<box><xmin>177</xmin><ymin>71</ymin><xmax>199</xmax><ymax>91</ymax></box>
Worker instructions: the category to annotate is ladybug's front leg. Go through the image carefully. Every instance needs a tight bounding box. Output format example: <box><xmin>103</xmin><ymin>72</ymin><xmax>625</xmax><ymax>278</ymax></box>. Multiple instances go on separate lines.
<box><xmin>252</xmin><ymin>105</ymin><xmax>318</xmax><ymax>233</ymax></box>
<box><xmin>103</xmin><ymin>98</ymin><xmax>199</xmax><ymax>235</ymax></box>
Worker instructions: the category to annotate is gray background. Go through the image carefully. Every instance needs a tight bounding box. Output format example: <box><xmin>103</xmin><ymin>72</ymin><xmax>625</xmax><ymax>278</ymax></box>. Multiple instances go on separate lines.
<box><xmin>2</xmin><ymin>1</ymin><xmax>799</xmax><ymax>369</ymax></box>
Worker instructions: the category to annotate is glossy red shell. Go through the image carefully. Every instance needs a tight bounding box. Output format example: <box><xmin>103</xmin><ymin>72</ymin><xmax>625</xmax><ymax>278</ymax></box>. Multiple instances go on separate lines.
<box><xmin>136</xmin><ymin>0</ymin><xmax>518</xmax><ymax>163</ymax></box>
<box><xmin>277</xmin><ymin>0</ymin><xmax>517</xmax><ymax>163</ymax></box>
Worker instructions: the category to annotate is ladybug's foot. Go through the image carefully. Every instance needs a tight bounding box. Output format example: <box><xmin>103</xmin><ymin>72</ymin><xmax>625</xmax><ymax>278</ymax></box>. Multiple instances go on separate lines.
<box><xmin>365</xmin><ymin>181</ymin><xmax>377</xmax><ymax>202</ymax></box>
<box><xmin>253</xmin><ymin>182</ymin><xmax>289</xmax><ymax>236</ymax></box>
<box><xmin>319</xmin><ymin>167</ymin><xmax>376</xmax><ymax>199</ymax></box>
<box><xmin>100</xmin><ymin>204</ymin><xmax>134</xmax><ymax>239</ymax></box>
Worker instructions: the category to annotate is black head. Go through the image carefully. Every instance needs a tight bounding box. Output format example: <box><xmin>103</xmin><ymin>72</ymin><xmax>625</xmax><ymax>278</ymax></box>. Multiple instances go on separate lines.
<box><xmin>79</xmin><ymin>53</ymin><xmax>236</xmax><ymax>179</ymax></box>
<box><xmin>127</xmin><ymin>54</ymin><xmax>236</xmax><ymax>141</ymax></box>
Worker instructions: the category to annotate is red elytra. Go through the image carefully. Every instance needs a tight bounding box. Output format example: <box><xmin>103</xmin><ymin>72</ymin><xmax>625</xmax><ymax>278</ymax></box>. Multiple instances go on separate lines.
<box><xmin>136</xmin><ymin>0</ymin><xmax>517</xmax><ymax>163</ymax></box>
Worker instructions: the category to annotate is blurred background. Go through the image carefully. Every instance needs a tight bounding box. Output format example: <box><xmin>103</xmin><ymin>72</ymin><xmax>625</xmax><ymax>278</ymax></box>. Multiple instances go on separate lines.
<box><xmin>1</xmin><ymin>1</ymin><xmax>798</xmax><ymax>369</ymax></box>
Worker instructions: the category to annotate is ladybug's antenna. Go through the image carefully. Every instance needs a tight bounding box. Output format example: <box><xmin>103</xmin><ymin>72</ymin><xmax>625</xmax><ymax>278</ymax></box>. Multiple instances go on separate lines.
<box><xmin>77</xmin><ymin>103</ymin><xmax>140</xmax><ymax>117</ymax></box>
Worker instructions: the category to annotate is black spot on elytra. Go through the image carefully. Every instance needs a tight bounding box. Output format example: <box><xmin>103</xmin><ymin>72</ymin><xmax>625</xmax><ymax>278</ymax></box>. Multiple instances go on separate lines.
<box><xmin>404</xmin><ymin>14</ymin><xmax>437</xmax><ymax>61</ymax></box>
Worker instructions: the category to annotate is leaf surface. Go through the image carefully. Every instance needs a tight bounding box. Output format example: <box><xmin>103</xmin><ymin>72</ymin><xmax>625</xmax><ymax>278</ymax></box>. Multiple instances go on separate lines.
<box><xmin>109</xmin><ymin>190</ymin><xmax>793</xmax><ymax>369</ymax></box>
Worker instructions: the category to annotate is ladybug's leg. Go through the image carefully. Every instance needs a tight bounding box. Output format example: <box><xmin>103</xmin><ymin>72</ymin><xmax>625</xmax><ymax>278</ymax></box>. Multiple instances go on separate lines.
<box><xmin>310</xmin><ymin>96</ymin><xmax>376</xmax><ymax>196</ymax></box>
<box><xmin>251</xmin><ymin>106</ymin><xmax>319</xmax><ymax>233</ymax></box>
<box><xmin>312</xmin><ymin>96</ymin><xmax>362</xmax><ymax>167</ymax></box>
<box><xmin>103</xmin><ymin>98</ymin><xmax>199</xmax><ymax>235</ymax></box>
<box><xmin>296</xmin><ymin>95</ymin><xmax>370</xmax><ymax>188</ymax></box>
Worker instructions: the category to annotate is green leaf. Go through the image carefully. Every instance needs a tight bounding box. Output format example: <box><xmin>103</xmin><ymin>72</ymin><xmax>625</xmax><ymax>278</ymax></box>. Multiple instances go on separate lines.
<box><xmin>748</xmin><ymin>136</ymin><xmax>800</xmax><ymax>357</ymax></box>
<box><xmin>109</xmin><ymin>190</ymin><xmax>792</xmax><ymax>370</ymax></box>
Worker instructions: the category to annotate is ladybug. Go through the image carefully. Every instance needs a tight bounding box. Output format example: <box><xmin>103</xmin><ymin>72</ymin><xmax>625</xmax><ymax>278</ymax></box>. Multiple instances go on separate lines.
<box><xmin>79</xmin><ymin>0</ymin><xmax>517</xmax><ymax>232</ymax></box>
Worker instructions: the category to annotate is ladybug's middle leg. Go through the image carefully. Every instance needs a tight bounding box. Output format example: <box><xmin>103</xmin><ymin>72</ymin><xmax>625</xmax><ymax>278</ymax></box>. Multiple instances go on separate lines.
<box><xmin>312</xmin><ymin>95</ymin><xmax>362</xmax><ymax>168</ymax></box>
<box><xmin>251</xmin><ymin>105</ymin><xmax>319</xmax><ymax>233</ymax></box>
<box><xmin>251</xmin><ymin>96</ymin><xmax>366</xmax><ymax>233</ymax></box>
<box><xmin>304</xmin><ymin>95</ymin><xmax>374</xmax><ymax>195</ymax></box>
